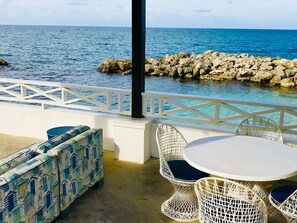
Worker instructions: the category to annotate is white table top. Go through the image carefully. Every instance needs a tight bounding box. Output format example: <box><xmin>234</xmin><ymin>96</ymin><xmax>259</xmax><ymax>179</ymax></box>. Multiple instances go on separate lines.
<box><xmin>183</xmin><ymin>135</ymin><xmax>297</xmax><ymax>182</ymax></box>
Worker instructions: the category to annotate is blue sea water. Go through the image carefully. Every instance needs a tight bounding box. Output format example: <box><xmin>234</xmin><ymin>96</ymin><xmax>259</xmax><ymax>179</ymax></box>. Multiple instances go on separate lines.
<box><xmin>1</xmin><ymin>25</ymin><xmax>297</xmax><ymax>104</ymax></box>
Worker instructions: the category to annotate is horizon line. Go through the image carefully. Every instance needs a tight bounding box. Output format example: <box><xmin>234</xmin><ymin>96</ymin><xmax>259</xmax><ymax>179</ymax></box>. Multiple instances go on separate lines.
<box><xmin>0</xmin><ymin>23</ymin><xmax>296</xmax><ymax>31</ymax></box>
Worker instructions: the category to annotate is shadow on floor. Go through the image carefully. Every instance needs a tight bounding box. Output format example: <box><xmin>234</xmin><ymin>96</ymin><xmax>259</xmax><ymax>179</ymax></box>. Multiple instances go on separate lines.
<box><xmin>56</xmin><ymin>151</ymin><xmax>176</xmax><ymax>223</ymax></box>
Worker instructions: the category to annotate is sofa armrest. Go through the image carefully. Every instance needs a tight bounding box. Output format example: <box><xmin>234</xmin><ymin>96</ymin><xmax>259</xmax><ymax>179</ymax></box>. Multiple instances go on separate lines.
<box><xmin>0</xmin><ymin>154</ymin><xmax>60</xmax><ymax>223</ymax></box>
<box><xmin>46</xmin><ymin>128</ymin><xmax>103</xmax><ymax>211</ymax></box>
<box><xmin>0</xmin><ymin>143</ymin><xmax>41</xmax><ymax>175</ymax></box>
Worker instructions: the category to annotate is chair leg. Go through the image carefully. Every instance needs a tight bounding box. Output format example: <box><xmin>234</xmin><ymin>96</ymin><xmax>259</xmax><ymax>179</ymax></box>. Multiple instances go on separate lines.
<box><xmin>161</xmin><ymin>184</ymin><xmax>199</xmax><ymax>222</ymax></box>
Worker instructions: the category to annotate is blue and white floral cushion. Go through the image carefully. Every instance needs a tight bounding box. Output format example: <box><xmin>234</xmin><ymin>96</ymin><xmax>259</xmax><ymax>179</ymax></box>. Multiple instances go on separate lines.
<box><xmin>46</xmin><ymin>128</ymin><xmax>103</xmax><ymax>211</ymax></box>
<box><xmin>0</xmin><ymin>154</ymin><xmax>59</xmax><ymax>223</ymax></box>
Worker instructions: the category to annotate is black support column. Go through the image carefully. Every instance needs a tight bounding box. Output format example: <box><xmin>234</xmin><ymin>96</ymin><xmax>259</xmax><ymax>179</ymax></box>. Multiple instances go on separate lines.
<box><xmin>131</xmin><ymin>0</ymin><xmax>146</xmax><ymax>118</ymax></box>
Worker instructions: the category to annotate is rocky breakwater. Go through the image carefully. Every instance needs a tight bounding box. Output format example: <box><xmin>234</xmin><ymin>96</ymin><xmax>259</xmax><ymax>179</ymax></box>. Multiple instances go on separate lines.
<box><xmin>97</xmin><ymin>51</ymin><xmax>297</xmax><ymax>88</ymax></box>
<box><xmin>0</xmin><ymin>59</ymin><xmax>8</xmax><ymax>66</ymax></box>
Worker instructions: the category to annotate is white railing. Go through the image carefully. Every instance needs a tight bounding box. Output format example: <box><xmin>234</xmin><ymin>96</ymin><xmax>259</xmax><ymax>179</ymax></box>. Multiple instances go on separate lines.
<box><xmin>0</xmin><ymin>78</ymin><xmax>131</xmax><ymax>115</ymax></box>
<box><xmin>0</xmin><ymin>78</ymin><xmax>297</xmax><ymax>136</ymax></box>
<box><xmin>143</xmin><ymin>91</ymin><xmax>297</xmax><ymax>136</ymax></box>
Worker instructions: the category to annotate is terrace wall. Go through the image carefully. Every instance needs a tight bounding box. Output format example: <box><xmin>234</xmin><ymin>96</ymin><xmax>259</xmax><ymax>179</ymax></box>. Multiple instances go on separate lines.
<box><xmin>0</xmin><ymin>102</ymin><xmax>230</xmax><ymax>163</ymax></box>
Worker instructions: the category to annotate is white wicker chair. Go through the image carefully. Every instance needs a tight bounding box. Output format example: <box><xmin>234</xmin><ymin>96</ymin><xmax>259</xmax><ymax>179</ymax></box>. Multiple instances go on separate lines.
<box><xmin>235</xmin><ymin>116</ymin><xmax>283</xmax><ymax>143</ymax></box>
<box><xmin>156</xmin><ymin>124</ymin><xmax>209</xmax><ymax>222</ymax></box>
<box><xmin>269</xmin><ymin>185</ymin><xmax>297</xmax><ymax>222</ymax></box>
<box><xmin>194</xmin><ymin>177</ymin><xmax>268</xmax><ymax>223</ymax></box>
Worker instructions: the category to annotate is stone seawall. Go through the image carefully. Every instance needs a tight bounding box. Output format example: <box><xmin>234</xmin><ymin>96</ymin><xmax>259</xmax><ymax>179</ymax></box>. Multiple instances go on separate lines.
<box><xmin>98</xmin><ymin>51</ymin><xmax>297</xmax><ymax>88</ymax></box>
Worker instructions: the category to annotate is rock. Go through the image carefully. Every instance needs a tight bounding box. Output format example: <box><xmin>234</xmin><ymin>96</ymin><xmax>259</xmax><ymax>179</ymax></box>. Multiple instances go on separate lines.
<box><xmin>236</xmin><ymin>69</ymin><xmax>254</xmax><ymax>81</ymax></box>
<box><xmin>212</xmin><ymin>76</ymin><xmax>225</xmax><ymax>81</ymax></box>
<box><xmin>275</xmin><ymin>66</ymin><xmax>286</xmax><ymax>78</ymax></box>
<box><xmin>146</xmin><ymin>58</ymin><xmax>155</xmax><ymax>64</ymax></box>
<box><xmin>150</xmin><ymin>66</ymin><xmax>163</xmax><ymax>76</ymax></box>
<box><xmin>259</xmin><ymin>63</ymin><xmax>273</xmax><ymax>71</ymax></box>
<box><xmin>250</xmin><ymin>72</ymin><xmax>274</xmax><ymax>83</ymax></box>
<box><xmin>285</xmin><ymin>68</ymin><xmax>297</xmax><ymax>78</ymax></box>
<box><xmin>292</xmin><ymin>59</ymin><xmax>297</xmax><ymax>67</ymax></box>
<box><xmin>179</xmin><ymin>58</ymin><xmax>191</xmax><ymax>67</ymax></box>
<box><xmin>280</xmin><ymin>78</ymin><xmax>295</xmax><ymax>87</ymax></box>
<box><xmin>183</xmin><ymin>66</ymin><xmax>193</xmax><ymax>74</ymax></box>
<box><xmin>177</xmin><ymin>67</ymin><xmax>184</xmax><ymax>77</ymax></box>
<box><xmin>200</xmin><ymin>74</ymin><xmax>212</xmax><ymax>80</ymax></box>
<box><xmin>122</xmin><ymin>70</ymin><xmax>132</xmax><ymax>75</ymax></box>
<box><xmin>270</xmin><ymin>75</ymin><xmax>281</xmax><ymax>85</ymax></box>
<box><xmin>212</xmin><ymin>58</ymin><xmax>221</xmax><ymax>68</ymax></box>
<box><xmin>177</xmin><ymin>52</ymin><xmax>190</xmax><ymax>59</ymax></box>
<box><xmin>200</xmin><ymin>69</ymin><xmax>206</xmax><ymax>75</ymax></box>
<box><xmin>273</xmin><ymin>59</ymin><xmax>289</xmax><ymax>67</ymax></box>
<box><xmin>294</xmin><ymin>73</ymin><xmax>297</xmax><ymax>84</ymax></box>
<box><xmin>193</xmin><ymin>67</ymin><xmax>200</xmax><ymax>77</ymax></box>
<box><xmin>195</xmin><ymin>60</ymin><xmax>205</xmax><ymax>69</ymax></box>
<box><xmin>239</xmin><ymin>53</ymin><xmax>249</xmax><ymax>58</ymax></box>
<box><xmin>250</xmin><ymin>64</ymin><xmax>259</xmax><ymax>70</ymax></box>
<box><xmin>236</xmin><ymin>74</ymin><xmax>250</xmax><ymax>81</ymax></box>
<box><xmin>145</xmin><ymin>64</ymin><xmax>154</xmax><ymax>73</ymax></box>
<box><xmin>117</xmin><ymin>59</ymin><xmax>132</xmax><ymax>71</ymax></box>
<box><xmin>203</xmin><ymin>50</ymin><xmax>213</xmax><ymax>56</ymax></box>
<box><xmin>163</xmin><ymin>54</ymin><xmax>172</xmax><ymax>65</ymax></box>
<box><xmin>184</xmin><ymin>73</ymin><xmax>193</xmax><ymax>79</ymax></box>
<box><xmin>168</xmin><ymin>67</ymin><xmax>178</xmax><ymax>77</ymax></box>
<box><xmin>263</xmin><ymin>57</ymin><xmax>272</xmax><ymax>62</ymax></box>
<box><xmin>0</xmin><ymin>58</ymin><xmax>8</xmax><ymax>66</ymax></box>
<box><xmin>286</xmin><ymin>62</ymin><xmax>295</xmax><ymax>69</ymax></box>
<box><xmin>221</xmin><ymin>72</ymin><xmax>236</xmax><ymax>80</ymax></box>
<box><xmin>97</xmin><ymin>58</ymin><xmax>120</xmax><ymax>73</ymax></box>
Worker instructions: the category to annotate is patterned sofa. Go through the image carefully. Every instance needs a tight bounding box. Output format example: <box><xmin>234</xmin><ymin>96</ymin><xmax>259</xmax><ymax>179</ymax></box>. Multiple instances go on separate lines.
<box><xmin>0</xmin><ymin>125</ymin><xmax>104</xmax><ymax>223</ymax></box>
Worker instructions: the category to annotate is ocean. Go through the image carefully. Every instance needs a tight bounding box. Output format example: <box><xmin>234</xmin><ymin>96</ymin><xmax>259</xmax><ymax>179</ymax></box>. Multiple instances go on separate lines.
<box><xmin>1</xmin><ymin>25</ymin><xmax>297</xmax><ymax>104</ymax></box>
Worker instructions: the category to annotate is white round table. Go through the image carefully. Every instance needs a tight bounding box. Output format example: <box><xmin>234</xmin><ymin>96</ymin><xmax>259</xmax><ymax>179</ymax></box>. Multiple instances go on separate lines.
<box><xmin>183</xmin><ymin>135</ymin><xmax>297</xmax><ymax>182</ymax></box>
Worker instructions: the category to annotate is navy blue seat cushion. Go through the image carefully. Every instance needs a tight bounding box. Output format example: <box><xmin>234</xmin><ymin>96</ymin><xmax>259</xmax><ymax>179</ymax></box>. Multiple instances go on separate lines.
<box><xmin>167</xmin><ymin>160</ymin><xmax>209</xmax><ymax>181</ymax></box>
<box><xmin>271</xmin><ymin>185</ymin><xmax>297</xmax><ymax>203</ymax></box>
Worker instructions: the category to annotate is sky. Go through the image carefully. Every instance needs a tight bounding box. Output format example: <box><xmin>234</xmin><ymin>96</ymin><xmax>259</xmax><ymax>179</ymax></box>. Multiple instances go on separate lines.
<box><xmin>0</xmin><ymin>0</ymin><xmax>296</xmax><ymax>29</ymax></box>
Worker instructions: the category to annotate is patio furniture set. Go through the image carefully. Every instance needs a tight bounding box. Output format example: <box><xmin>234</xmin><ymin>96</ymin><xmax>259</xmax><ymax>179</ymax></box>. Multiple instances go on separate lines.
<box><xmin>156</xmin><ymin>117</ymin><xmax>297</xmax><ymax>223</ymax></box>
<box><xmin>0</xmin><ymin>125</ymin><xmax>104</xmax><ymax>223</ymax></box>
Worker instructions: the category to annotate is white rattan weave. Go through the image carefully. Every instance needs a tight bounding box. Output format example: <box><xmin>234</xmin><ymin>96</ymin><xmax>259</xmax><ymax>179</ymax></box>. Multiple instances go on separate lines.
<box><xmin>156</xmin><ymin>124</ymin><xmax>199</xmax><ymax>222</ymax></box>
<box><xmin>269</xmin><ymin>189</ymin><xmax>297</xmax><ymax>223</ymax></box>
<box><xmin>195</xmin><ymin>177</ymin><xmax>268</xmax><ymax>223</ymax></box>
<box><xmin>235</xmin><ymin>116</ymin><xmax>283</xmax><ymax>143</ymax></box>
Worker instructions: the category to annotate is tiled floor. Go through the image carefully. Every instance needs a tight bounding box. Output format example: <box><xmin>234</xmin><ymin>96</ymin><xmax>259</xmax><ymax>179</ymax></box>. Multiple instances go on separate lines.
<box><xmin>0</xmin><ymin>134</ymin><xmax>293</xmax><ymax>223</ymax></box>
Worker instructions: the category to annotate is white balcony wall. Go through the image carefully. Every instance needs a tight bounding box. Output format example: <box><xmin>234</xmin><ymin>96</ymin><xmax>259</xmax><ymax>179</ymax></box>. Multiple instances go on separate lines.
<box><xmin>0</xmin><ymin>102</ymin><xmax>232</xmax><ymax>163</ymax></box>
<box><xmin>0</xmin><ymin>102</ymin><xmax>117</xmax><ymax>150</ymax></box>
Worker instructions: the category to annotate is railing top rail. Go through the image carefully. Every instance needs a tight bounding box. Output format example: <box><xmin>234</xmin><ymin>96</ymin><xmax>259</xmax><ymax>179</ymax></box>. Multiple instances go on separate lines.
<box><xmin>0</xmin><ymin>78</ymin><xmax>131</xmax><ymax>94</ymax></box>
<box><xmin>143</xmin><ymin>91</ymin><xmax>297</xmax><ymax>110</ymax></box>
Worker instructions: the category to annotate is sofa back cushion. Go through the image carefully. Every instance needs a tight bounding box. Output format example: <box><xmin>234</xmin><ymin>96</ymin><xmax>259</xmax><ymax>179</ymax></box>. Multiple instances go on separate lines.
<box><xmin>0</xmin><ymin>143</ymin><xmax>39</xmax><ymax>175</ymax></box>
<box><xmin>37</xmin><ymin>125</ymin><xmax>90</xmax><ymax>153</ymax></box>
